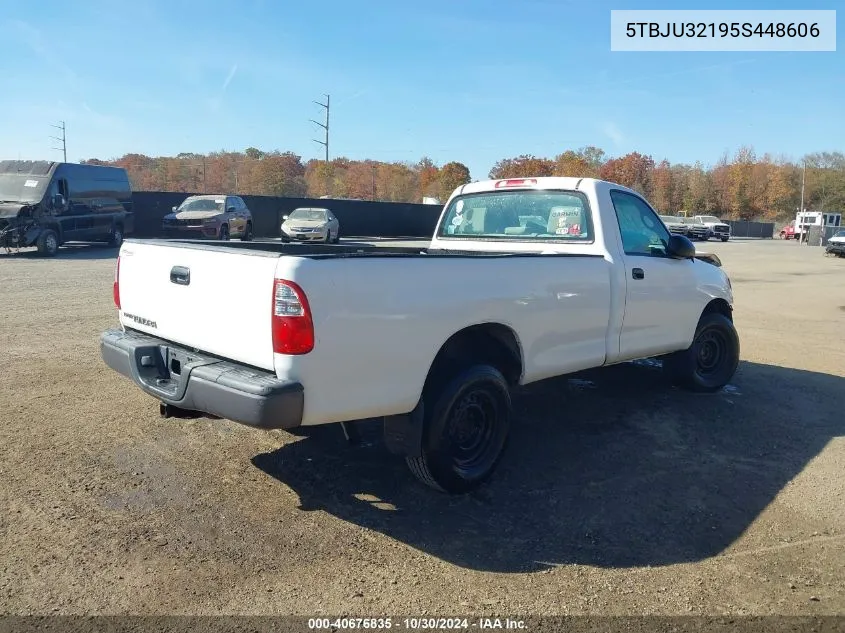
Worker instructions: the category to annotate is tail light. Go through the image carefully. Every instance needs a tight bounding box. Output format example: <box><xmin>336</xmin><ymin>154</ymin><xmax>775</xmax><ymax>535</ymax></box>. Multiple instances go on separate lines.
<box><xmin>113</xmin><ymin>255</ymin><xmax>121</xmax><ymax>309</ymax></box>
<box><xmin>272</xmin><ymin>279</ymin><xmax>314</xmax><ymax>354</ymax></box>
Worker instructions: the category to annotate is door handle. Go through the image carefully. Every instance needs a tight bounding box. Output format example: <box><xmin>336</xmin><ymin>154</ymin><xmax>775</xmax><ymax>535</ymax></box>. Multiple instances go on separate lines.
<box><xmin>170</xmin><ymin>266</ymin><xmax>190</xmax><ymax>285</ymax></box>
<box><xmin>632</xmin><ymin>267</ymin><xmax>645</xmax><ymax>280</ymax></box>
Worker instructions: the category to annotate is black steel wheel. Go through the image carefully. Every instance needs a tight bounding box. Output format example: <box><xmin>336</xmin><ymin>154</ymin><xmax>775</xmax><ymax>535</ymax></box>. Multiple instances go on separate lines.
<box><xmin>406</xmin><ymin>364</ymin><xmax>511</xmax><ymax>494</ymax></box>
<box><xmin>663</xmin><ymin>312</ymin><xmax>740</xmax><ymax>392</ymax></box>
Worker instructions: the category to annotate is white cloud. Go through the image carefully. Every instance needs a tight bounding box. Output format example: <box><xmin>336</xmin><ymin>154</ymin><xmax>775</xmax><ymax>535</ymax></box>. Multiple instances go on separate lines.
<box><xmin>602</xmin><ymin>122</ymin><xmax>625</xmax><ymax>146</ymax></box>
<box><xmin>222</xmin><ymin>64</ymin><xmax>238</xmax><ymax>92</ymax></box>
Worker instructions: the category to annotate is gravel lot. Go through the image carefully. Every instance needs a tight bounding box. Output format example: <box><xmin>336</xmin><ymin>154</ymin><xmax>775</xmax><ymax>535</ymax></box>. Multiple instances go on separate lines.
<box><xmin>0</xmin><ymin>238</ymin><xmax>843</xmax><ymax>617</ymax></box>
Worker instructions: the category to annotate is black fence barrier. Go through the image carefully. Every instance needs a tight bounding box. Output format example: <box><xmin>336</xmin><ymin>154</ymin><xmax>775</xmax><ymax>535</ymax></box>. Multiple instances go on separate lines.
<box><xmin>725</xmin><ymin>220</ymin><xmax>775</xmax><ymax>238</ymax></box>
<box><xmin>129</xmin><ymin>192</ymin><xmax>443</xmax><ymax>239</ymax></box>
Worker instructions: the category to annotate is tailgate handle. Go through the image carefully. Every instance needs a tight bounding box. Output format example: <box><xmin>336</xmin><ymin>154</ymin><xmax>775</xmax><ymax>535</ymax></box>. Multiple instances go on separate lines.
<box><xmin>170</xmin><ymin>266</ymin><xmax>190</xmax><ymax>285</ymax></box>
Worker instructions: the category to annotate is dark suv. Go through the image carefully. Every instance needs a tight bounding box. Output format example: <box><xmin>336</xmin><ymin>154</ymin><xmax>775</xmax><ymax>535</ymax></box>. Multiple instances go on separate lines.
<box><xmin>162</xmin><ymin>194</ymin><xmax>253</xmax><ymax>241</ymax></box>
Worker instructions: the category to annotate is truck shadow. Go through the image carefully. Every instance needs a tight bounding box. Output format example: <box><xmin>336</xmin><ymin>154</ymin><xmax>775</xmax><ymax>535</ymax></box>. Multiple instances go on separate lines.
<box><xmin>251</xmin><ymin>360</ymin><xmax>844</xmax><ymax>572</ymax></box>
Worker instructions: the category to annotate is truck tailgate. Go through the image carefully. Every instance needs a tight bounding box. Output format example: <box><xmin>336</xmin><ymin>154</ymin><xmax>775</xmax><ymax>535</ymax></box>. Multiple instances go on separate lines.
<box><xmin>116</xmin><ymin>241</ymin><xmax>281</xmax><ymax>371</ymax></box>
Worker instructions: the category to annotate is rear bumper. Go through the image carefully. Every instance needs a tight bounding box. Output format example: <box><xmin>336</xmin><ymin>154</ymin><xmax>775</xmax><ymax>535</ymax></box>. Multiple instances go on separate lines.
<box><xmin>100</xmin><ymin>328</ymin><xmax>303</xmax><ymax>429</ymax></box>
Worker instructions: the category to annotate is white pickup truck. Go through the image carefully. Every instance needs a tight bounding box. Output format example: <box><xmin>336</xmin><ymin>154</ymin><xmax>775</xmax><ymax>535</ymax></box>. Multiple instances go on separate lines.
<box><xmin>101</xmin><ymin>177</ymin><xmax>739</xmax><ymax>493</ymax></box>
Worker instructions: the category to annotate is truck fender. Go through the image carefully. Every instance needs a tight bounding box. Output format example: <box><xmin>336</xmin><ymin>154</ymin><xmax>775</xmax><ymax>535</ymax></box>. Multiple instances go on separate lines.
<box><xmin>24</xmin><ymin>225</ymin><xmax>43</xmax><ymax>245</ymax></box>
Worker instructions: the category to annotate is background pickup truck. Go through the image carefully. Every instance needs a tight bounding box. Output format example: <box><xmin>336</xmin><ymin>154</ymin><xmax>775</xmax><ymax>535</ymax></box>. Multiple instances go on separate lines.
<box><xmin>694</xmin><ymin>214</ymin><xmax>731</xmax><ymax>242</ymax></box>
<box><xmin>101</xmin><ymin>177</ymin><xmax>739</xmax><ymax>494</ymax></box>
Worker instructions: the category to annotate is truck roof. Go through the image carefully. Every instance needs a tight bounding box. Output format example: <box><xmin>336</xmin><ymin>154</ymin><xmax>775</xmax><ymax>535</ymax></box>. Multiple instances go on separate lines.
<box><xmin>458</xmin><ymin>176</ymin><xmax>601</xmax><ymax>196</ymax></box>
<box><xmin>0</xmin><ymin>160</ymin><xmax>57</xmax><ymax>176</ymax></box>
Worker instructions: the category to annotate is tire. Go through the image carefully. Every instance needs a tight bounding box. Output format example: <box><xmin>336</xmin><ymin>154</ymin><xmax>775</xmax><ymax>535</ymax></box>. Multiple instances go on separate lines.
<box><xmin>109</xmin><ymin>224</ymin><xmax>123</xmax><ymax>247</ymax></box>
<box><xmin>405</xmin><ymin>364</ymin><xmax>511</xmax><ymax>494</ymax></box>
<box><xmin>36</xmin><ymin>229</ymin><xmax>59</xmax><ymax>257</ymax></box>
<box><xmin>241</xmin><ymin>222</ymin><xmax>253</xmax><ymax>241</ymax></box>
<box><xmin>219</xmin><ymin>225</ymin><xmax>229</xmax><ymax>241</ymax></box>
<box><xmin>324</xmin><ymin>231</ymin><xmax>332</xmax><ymax>244</ymax></box>
<box><xmin>662</xmin><ymin>312</ymin><xmax>740</xmax><ymax>393</ymax></box>
<box><xmin>721</xmin><ymin>237</ymin><xmax>729</xmax><ymax>242</ymax></box>
<box><xmin>333</xmin><ymin>231</ymin><xmax>340</xmax><ymax>244</ymax></box>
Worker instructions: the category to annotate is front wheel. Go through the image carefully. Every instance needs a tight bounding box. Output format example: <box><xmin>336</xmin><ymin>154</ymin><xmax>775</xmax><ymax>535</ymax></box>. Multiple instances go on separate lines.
<box><xmin>406</xmin><ymin>364</ymin><xmax>511</xmax><ymax>494</ymax></box>
<box><xmin>721</xmin><ymin>237</ymin><xmax>729</xmax><ymax>242</ymax></box>
<box><xmin>219</xmin><ymin>225</ymin><xmax>229</xmax><ymax>241</ymax></box>
<box><xmin>662</xmin><ymin>312</ymin><xmax>740</xmax><ymax>393</ymax></box>
<box><xmin>241</xmin><ymin>222</ymin><xmax>253</xmax><ymax>241</ymax></box>
<box><xmin>109</xmin><ymin>225</ymin><xmax>124</xmax><ymax>247</ymax></box>
<box><xmin>36</xmin><ymin>229</ymin><xmax>59</xmax><ymax>257</ymax></box>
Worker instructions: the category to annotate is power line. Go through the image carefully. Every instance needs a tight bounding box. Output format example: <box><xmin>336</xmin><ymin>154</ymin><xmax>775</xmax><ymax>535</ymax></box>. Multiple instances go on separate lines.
<box><xmin>50</xmin><ymin>121</ymin><xmax>67</xmax><ymax>162</ymax></box>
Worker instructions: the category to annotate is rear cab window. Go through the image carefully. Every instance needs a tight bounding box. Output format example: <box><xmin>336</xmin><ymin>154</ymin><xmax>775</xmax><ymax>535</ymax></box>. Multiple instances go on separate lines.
<box><xmin>435</xmin><ymin>190</ymin><xmax>595</xmax><ymax>243</ymax></box>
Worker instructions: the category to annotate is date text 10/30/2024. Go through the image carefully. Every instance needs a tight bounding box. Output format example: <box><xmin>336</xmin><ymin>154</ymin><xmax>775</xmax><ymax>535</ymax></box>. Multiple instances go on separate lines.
<box><xmin>308</xmin><ymin>617</ymin><xmax>527</xmax><ymax>630</ymax></box>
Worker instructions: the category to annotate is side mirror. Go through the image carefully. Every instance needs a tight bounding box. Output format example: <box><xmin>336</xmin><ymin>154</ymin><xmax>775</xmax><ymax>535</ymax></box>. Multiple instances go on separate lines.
<box><xmin>52</xmin><ymin>193</ymin><xmax>66</xmax><ymax>208</ymax></box>
<box><xmin>172</xmin><ymin>206</ymin><xmax>178</xmax><ymax>212</ymax></box>
<box><xmin>667</xmin><ymin>234</ymin><xmax>696</xmax><ymax>259</ymax></box>
<box><xmin>282</xmin><ymin>215</ymin><xmax>289</xmax><ymax>220</ymax></box>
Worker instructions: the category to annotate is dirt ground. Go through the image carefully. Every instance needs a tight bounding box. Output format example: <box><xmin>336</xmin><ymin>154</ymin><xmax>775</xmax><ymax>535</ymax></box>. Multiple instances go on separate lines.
<box><xmin>0</xmin><ymin>238</ymin><xmax>843</xmax><ymax>617</ymax></box>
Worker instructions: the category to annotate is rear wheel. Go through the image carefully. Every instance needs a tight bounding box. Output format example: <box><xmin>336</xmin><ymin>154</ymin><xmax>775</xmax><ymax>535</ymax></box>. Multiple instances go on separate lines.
<box><xmin>241</xmin><ymin>222</ymin><xmax>253</xmax><ymax>241</ymax></box>
<box><xmin>406</xmin><ymin>364</ymin><xmax>511</xmax><ymax>494</ymax></box>
<box><xmin>36</xmin><ymin>229</ymin><xmax>59</xmax><ymax>257</ymax></box>
<box><xmin>663</xmin><ymin>312</ymin><xmax>740</xmax><ymax>393</ymax></box>
<box><xmin>721</xmin><ymin>237</ymin><xmax>729</xmax><ymax>242</ymax></box>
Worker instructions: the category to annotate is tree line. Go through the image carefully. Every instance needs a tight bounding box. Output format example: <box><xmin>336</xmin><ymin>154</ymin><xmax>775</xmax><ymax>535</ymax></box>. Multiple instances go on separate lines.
<box><xmin>82</xmin><ymin>149</ymin><xmax>471</xmax><ymax>206</ymax></box>
<box><xmin>83</xmin><ymin>145</ymin><xmax>844</xmax><ymax>221</ymax></box>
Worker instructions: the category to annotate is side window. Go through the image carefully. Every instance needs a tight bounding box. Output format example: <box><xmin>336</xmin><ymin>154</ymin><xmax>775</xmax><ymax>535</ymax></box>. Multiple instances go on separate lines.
<box><xmin>609</xmin><ymin>190</ymin><xmax>671</xmax><ymax>257</ymax></box>
<box><xmin>236</xmin><ymin>197</ymin><xmax>246</xmax><ymax>211</ymax></box>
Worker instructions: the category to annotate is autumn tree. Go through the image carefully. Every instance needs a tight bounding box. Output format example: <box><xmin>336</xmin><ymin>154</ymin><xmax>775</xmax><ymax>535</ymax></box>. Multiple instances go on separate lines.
<box><xmin>804</xmin><ymin>151</ymin><xmax>845</xmax><ymax>212</ymax></box>
<box><xmin>553</xmin><ymin>151</ymin><xmax>593</xmax><ymax>178</ymax></box>
<box><xmin>651</xmin><ymin>159</ymin><xmax>674</xmax><ymax>213</ymax></box>
<box><xmin>727</xmin><ymin>146</ymin><xmax>756</xmax><ymax>219</ymax></box>
<box><xmin>417</xmin><ymin>157</ymin><xmax>440</xmax><ymax>199</ymax></box>
<box><xmin>489</xmin><ymin>155</ymin><xmax>554</xmax><ymax>179</ymax></box>
<box><xmin>599</xmin><ymin>152</ymin><xmax>655</xmax><ymax>197</ymax></box>
<box><xmin>579</xmin><ymin>146</ymin><xmax>606</xmax><ymax>172</ymax></box>
<box><xmin>438</xmin><ymin>162</ymin><xmax>471</xmax><ymax>201</ymax></box>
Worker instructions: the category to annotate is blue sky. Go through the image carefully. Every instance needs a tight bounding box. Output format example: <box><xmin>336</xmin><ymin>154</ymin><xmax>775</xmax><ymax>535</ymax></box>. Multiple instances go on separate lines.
<box><xmin>1</xmin><ymin>0</ymin><xmax>842</xmax><ymax>180</ymax></box>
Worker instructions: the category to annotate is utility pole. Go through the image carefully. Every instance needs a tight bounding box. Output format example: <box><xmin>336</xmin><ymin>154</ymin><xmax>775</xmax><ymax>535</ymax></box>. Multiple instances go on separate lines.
<box><xmin>371</xmin><ymin>164</ymin><xmax>377</xmax><ymax>200</ymax></box>
<box><xmin>310</xmin><ymin>94</ymin><xmax>330</xmax><ymax>196</ymax></box>
<box><xmin>800</xmin><ymin>159</ymin><xmax>808</xmax><ymax>245</ymax></box>
<box><xmin>50</xmin><ymin>121</ymin><xmax>67</xmax><ymax>162</ymax></box>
